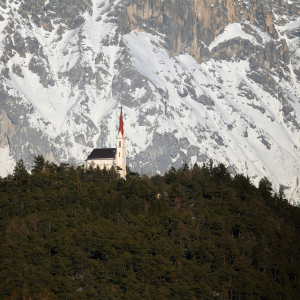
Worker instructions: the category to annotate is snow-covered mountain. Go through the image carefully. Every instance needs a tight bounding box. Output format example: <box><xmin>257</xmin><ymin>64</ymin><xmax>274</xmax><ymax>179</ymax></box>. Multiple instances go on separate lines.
<box><xmin>1</xmin><ymin>0</ymin><xmax>300</xmax><ymax>203</ymax></box>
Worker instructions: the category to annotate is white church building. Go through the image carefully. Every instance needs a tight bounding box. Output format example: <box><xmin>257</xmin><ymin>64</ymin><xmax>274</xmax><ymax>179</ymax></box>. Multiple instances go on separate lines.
<box><xmin>86</xmin><ymin>108</ymin><xmax>126</xmax><ymax>179</ymax></box>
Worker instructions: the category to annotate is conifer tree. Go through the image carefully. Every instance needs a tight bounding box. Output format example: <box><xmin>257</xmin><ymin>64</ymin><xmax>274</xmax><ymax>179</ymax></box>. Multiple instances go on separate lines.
<box><xmin>32</xmin><ymin>154</ymin><xmax>46</xmax><ymax>173</ymax></box>
<box><xmin>13</xmin><ymin>158</ymin><xmax>29</xmax><ymax>184</ymax></box>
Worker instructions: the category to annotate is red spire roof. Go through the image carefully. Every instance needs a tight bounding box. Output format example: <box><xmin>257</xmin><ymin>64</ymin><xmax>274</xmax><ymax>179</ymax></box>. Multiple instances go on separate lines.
<box><xmin>118</xmin><ymin>107</ymin><xmax>124</xmax><ymax>135</ymax></box>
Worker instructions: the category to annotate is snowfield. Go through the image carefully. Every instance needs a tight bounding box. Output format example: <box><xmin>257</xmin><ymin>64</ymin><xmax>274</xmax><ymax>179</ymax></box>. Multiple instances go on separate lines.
<box><xmin>0</xmin><ymin>0</ymin><xmax>300</xmax><ymax>204</ymax></box>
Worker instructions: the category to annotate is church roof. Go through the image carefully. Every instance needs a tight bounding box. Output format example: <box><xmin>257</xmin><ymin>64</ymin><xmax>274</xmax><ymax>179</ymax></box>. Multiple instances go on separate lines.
<box><xmin>87</xmin><ymin>148</ymin><xmax>116</xmax><ymax>160</ymax></box>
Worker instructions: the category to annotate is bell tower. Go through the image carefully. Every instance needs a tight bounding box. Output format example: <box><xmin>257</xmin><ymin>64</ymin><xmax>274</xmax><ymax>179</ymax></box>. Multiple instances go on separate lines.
<box><xmin>116</xmin><ymin>107</ymin><xmax>126</xmax><ymax>179</ymax></box>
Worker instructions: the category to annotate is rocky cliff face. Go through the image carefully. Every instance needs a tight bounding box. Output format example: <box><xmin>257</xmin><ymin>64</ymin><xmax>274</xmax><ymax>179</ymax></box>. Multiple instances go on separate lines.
<box><xmin>0</xmin><ymin>0</ymin><xmax>300</xmax><ymax>203</ymax></box>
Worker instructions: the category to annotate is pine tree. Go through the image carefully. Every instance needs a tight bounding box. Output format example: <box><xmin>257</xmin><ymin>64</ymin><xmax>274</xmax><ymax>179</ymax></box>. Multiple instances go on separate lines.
<box><xmin>13</xmin><ymin>159</ymin><xmax>29</xmax><ymax>184</ymax></box>
<box><xmin>32</xmin><ymin>155</ymin><xmax>46</xmax><ymax>173</ymax></box>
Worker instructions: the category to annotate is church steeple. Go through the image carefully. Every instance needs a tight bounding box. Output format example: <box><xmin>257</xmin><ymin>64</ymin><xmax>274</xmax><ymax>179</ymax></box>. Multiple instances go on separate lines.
<box><xmin>116</xmin><ymin>107</ymin><xmax>126</xmax><ymax>179</ymax></box>
<box><xmin>119</xmin><ymin>107</ymin><xmax>124</xmax><ymax>136</ymax></box>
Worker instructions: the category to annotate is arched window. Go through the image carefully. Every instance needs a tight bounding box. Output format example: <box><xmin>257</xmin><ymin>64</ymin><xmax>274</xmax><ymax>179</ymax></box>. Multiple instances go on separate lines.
<box><xmin>119</xmin><ymin>152</ymin><xmax>120</xmax><ymax>157</ymax></box>
<box><xmin>119</xmin><ymin>141</ymin><xmax>121</xmax><ymax>147</ymax></box>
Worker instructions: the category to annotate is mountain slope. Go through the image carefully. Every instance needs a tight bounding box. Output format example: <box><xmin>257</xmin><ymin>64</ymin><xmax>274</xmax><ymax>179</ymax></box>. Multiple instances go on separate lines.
<box><xmin>0</xmin><ymin>0</ymin><xmax>300</xmax><ymax>203</ymax></box>
<box><xmin>1</xmin><ymin>161</ymin><xmax>300</xmax><ymax>299</ymax></box>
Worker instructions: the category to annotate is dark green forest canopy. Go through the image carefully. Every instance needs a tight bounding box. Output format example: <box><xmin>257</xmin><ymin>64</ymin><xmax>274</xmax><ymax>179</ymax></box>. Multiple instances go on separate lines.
<box><xmin>0</xmin><ymin>157</ymin><xmax>300</xmax><ymax>300</ymax></box>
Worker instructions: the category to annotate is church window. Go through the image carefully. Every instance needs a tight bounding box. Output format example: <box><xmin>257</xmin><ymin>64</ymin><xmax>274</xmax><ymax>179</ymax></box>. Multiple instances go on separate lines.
<box><xmin>119</xmin><ymin>152</ymin><xmax>120</xmax><ymax>157</ymax></box>
<box><xmin>119</xmin><ymin>141</ymin><xmax>121</xmax><ymax>147</ymax></box>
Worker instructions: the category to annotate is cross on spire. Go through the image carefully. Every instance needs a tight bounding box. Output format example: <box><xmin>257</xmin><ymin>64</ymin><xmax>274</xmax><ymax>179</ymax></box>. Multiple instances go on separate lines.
<box><xmin>118</xmin><ymin>107</ymin><xmax>124</xmax><ymax>135</ymax></box>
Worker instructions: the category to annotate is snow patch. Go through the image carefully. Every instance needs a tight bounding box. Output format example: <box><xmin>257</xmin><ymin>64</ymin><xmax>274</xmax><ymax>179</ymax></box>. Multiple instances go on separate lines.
<box><xmin>0</xmin><ymin>146</ymin><xmax>15</xmax><ymax>177</ymax></box>
<box><xmin>209</xmin><ymin>22</ymin><xmax>270</xmax><ymax>50</ymax></box>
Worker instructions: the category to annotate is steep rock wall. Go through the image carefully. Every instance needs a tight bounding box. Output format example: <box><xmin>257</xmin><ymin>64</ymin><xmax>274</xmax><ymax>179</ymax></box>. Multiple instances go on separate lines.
<box><xmin>0</xmin><ymin>0</ymin><xmax>300</xmax><ymax>203</ymax></box>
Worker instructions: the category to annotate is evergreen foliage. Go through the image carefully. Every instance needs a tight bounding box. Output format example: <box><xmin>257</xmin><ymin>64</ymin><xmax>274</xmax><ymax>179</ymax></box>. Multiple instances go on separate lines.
<box><xmin>0</xmin><ymin>157</ymin><xmax>299</xmax><ymax>299</ymax></box>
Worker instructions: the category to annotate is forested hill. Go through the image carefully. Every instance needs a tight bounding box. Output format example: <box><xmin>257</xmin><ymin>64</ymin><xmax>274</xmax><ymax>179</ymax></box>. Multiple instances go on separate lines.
<box><xmin>0</xmin><ymin>157</ymin><xmax>300</xmax><ymax>300</ymax></box>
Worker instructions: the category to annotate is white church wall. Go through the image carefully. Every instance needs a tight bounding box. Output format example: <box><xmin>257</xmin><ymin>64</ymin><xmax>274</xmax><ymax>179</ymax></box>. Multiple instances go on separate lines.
<box><xmin>116</xmin><ymin>131</ymin><xmax>126</xmax><ymax>179</ymax></box>
<box><xmin>88</xmin><ymin>159</ymin><xmax>115</xmax><ymax>170</ymax></box>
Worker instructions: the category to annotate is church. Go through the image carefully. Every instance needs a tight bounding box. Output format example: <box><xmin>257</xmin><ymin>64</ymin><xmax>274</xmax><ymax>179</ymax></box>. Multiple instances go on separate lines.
<box><xmin>86</xmin><ymin>108</ymin><xmax>126</xmax><ymax>179</ymax></box>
